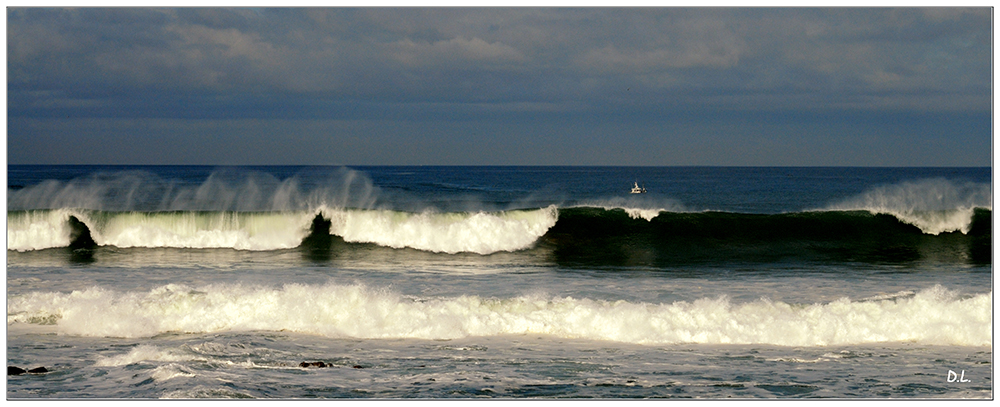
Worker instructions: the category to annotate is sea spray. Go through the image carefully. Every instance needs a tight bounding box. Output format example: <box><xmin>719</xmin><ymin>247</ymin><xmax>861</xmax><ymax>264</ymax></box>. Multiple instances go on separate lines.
<box><xmin>7</xmin><ymin>168</ymin><xmax>564</xmax><ymax>253</ymax></box>
<box><xmin>827</xmin><ymin>178</ymin><xmax>991</xmax><ymax>235</ymax></box>
<box><xmin>7</xmin><ymin>167</ymin><xmax>380</xmax><ymax>212</ymax></box>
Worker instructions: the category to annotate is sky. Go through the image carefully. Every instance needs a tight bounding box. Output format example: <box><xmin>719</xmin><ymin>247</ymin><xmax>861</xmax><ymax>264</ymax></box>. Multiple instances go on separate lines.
<box><xmin>6</xmin><ymin>7</ymin><xmax>994</xmax><ymax>166</ymax></box>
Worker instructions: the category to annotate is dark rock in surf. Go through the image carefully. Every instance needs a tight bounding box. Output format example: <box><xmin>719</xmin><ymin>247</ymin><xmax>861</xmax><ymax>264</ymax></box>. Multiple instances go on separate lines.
<box><xmin>298</xmin><ymin>361</ymin><xmax>363</xmax><ymax>369</ymax></box>
<box><xmin>8</xmin><ymin>366</ymin><xmax>46</xmax><ymax>375</ymax></box>
<box><xmin>301</xmin><ymin>214</ymin><xmax>335</xmax><ymax>261</ymax></box>
<box><xmin>67</xmin><ymin>216</ymin><xmax>97</xmax><ymax>250</ymax></box>
<box><xmin>301</xmin><ymin>214</ymin><xmax>333</xmax><ymax>247</ymax></box>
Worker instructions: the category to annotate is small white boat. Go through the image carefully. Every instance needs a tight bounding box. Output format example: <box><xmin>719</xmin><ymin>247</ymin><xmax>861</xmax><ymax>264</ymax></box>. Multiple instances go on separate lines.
<box><xmin>630</xmin><ymin>181</ymin><xmax>647</xmax><ymax>194</ymax></box>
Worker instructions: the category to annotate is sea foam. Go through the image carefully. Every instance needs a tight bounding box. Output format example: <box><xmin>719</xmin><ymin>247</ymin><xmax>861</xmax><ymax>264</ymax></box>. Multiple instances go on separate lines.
<box><xmin>6</xmin><ymin>206</ymin><xmax>560</xmax><ymax>254</ymax></box>
<box><xmin>6</xmin><ymin>209</ymin><xmax>75</xmax><ymax>251</ymax></box>
<box><xmin>7</xmin><ymin>284</ymin><xmax>990</xmax><ymax>347</ymax></box>
<box><xmin>321</xmin><ymin>206</ymin><xmax>559</xmax><ymax>254</ymax></box>
<box><xmin>577</xmin><ymin>196</ymin><xmax>688</xmax><ymax>221</ymax></box>
<box><xmin>83</xmin><ymin>211</ymin><xmax>314</xmax><ymax>251</ymax></box>
<box><xmin>7</xmin><ymin>209</ymin><xmax>315</xmax><ymax>251</ymax></box>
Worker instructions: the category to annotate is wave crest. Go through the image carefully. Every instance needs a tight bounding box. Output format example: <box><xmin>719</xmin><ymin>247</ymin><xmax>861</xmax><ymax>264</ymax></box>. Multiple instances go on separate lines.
<box><xmin>7</xmin><ymin>209</ymin><xmax>315</xmax><ymax>252</ymax></box>
<box><xmin>576</xmin><ymin>197</ymin><xmax>687</xmax><ymax>221</ymax></box>
<box><xmin>321</xmin><ymin>205</ymin><xmax>559</xmax><ymax>254</ymax></box>
<box><xmin>827</xmin><ymin>178</ymin><xmax>991</xmax><ymax>235</ymax></box>
<box><xmin>7</xmin><ymin>206</ymin><xmax>560</xmax><ymax>254</ymax></box>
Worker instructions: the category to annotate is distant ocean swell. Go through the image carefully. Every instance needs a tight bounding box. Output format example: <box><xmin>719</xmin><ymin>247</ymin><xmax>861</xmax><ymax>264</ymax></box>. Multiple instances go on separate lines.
<box><xmin>7</xmin><ymin>283</ymin><xmax>990</xmax><ymax>347</ymax></box>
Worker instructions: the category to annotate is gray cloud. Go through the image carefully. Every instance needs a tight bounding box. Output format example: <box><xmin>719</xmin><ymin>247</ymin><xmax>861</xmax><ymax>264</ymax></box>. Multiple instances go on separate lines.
<box><xmin>8</xmin><ymin>7</ymin><xmax>991</xmax><ymax>118</ymax></box>
<box><xmin>7</xmin><ymin>7</ymin><xmax>992</xmax><ymax>166</ymax></box>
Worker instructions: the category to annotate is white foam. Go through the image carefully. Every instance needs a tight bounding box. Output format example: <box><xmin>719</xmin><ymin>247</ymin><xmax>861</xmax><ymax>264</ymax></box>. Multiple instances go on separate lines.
<box><xmin>621</xmin><ymin>207</ymin><xmax>664</xmax><ymax>221</ymax></box>
<box><xmin>86</xmin><ymin>211</ymin><xmax>314</xmax><ymax>251</ymax></box>
<box><xmin>8</xmin><ymin>283</ymin><xmax>990</xmax><ymax>347</ymax></box>
<box><xmin>322</xmin><ymin>206</ymin><xmax>559</xmax><ymax>254</ymax></box>
<box><xmin>94</xmin><ymin>344</ymin><xmax>199</xmax><ymax>367</ymax></box>
<box><xmin>150</xmin><ymin>364</ymin><xmax>197</xmax><ymax>382</ymax></box>
<box><xmin>7</xmin><ymin>206</ymin><xmax>560</xmax><ymax>253</ymax></box>
<box><xmin>7</xmin><ymin>209</ymin><xmax>75</xmax><ymax>251</ymax></box>
<box><xmin>827</xmin><ymin>178</ymin><xmax>991</xmax><ymax>235</ymax></box>
<box><xmin>7</xmin><ymin>210</ymin><xmax>316</xmax><ymax>251</ymax></box>
<box><xmin>575</xmin><ymin>197</ymin><xmax>688</xmax><ymax>221</ymax></box>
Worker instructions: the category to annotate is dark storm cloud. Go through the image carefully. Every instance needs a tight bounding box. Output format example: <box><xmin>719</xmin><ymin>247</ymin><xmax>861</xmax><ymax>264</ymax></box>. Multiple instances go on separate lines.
<box><xmin>8</xmin><ymin>7</ymin><xmax>991</xmax><ymax>119</ymax></box>
<box><xmin>6</xmin><ymin>7</ymin><xmax>992</xmax><ymax>166</ymax></box>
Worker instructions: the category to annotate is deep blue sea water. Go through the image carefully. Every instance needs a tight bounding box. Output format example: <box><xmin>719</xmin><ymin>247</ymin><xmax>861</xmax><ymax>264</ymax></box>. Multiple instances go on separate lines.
<box><xmin>6</xmin><ymin>165</ymin><xmax>992</xmax><ymax>398</ymax></box>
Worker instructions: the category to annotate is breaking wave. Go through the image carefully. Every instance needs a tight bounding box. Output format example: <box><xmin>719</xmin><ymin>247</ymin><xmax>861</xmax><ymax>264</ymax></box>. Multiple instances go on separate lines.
<box><xmin>320</xmin><ymin>206</ymin><xmax>557</xmax><ymax>255</ymax></box>
<box><xmin>7</xmin><ymin>207</ymin><xmax>559</xmax><ymax>255</ymax></box>
<box><xmin>7</xmin><ymin>173</ymin><xmax>991</xmax><ymax>264</ymax></box>
<box><xmin>7</xmin><ymin>283</ymin><xmax>990</xmax><ymax>347</ymax></box>
<box><xmin>826</xmin><ymin>178</ymin><xmax>991</xmax><ymax>235</ymax></box>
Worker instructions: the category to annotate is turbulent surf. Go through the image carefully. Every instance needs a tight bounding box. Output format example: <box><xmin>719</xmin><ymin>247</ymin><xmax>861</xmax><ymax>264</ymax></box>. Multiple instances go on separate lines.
<box><xmin>7</xmin><ymin>282</ymin><xmax>989</xmax><ymax>346</ymax></box>
<box><xmin>6</xmin><ymin>166</ymin><xmax>992</xmax><ymax>399</ymax></box>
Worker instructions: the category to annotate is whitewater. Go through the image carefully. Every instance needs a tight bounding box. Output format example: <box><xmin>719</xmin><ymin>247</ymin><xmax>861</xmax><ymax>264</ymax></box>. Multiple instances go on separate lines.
<box><xmin>6</xmin><ymin>206</ymin><xmax>560</xmax><ymax>253</ymax></box>
<box><xmin>7</xmin><ymin>165</ymin><xmax>992</xmax><ymax>399</ymax></box>
<box><xmin>8</xmin><ymin>283</ymin><xmax>990</xmax><ymax>346</ymax></box>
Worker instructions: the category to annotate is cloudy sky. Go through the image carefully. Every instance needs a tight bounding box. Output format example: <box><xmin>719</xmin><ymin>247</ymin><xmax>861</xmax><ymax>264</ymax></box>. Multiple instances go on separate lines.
<box><xmin>7</xmin><ymin>7</ymin><xmax>993</xmax><ymax>166</ymax></box>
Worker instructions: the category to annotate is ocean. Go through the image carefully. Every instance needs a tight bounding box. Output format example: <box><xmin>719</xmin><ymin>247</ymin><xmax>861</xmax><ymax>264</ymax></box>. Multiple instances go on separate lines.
<box><xmin>5</xmin><ymin>165</ymin><xmax>992</xmax><ymax>399</ymax></box>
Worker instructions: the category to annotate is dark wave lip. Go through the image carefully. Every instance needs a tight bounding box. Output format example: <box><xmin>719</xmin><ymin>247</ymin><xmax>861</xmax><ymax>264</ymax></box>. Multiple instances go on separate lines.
<box><xmin>538</xmin><ymin>207</ymin><xmax>992</xmax><ymax>267</ymax></box>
